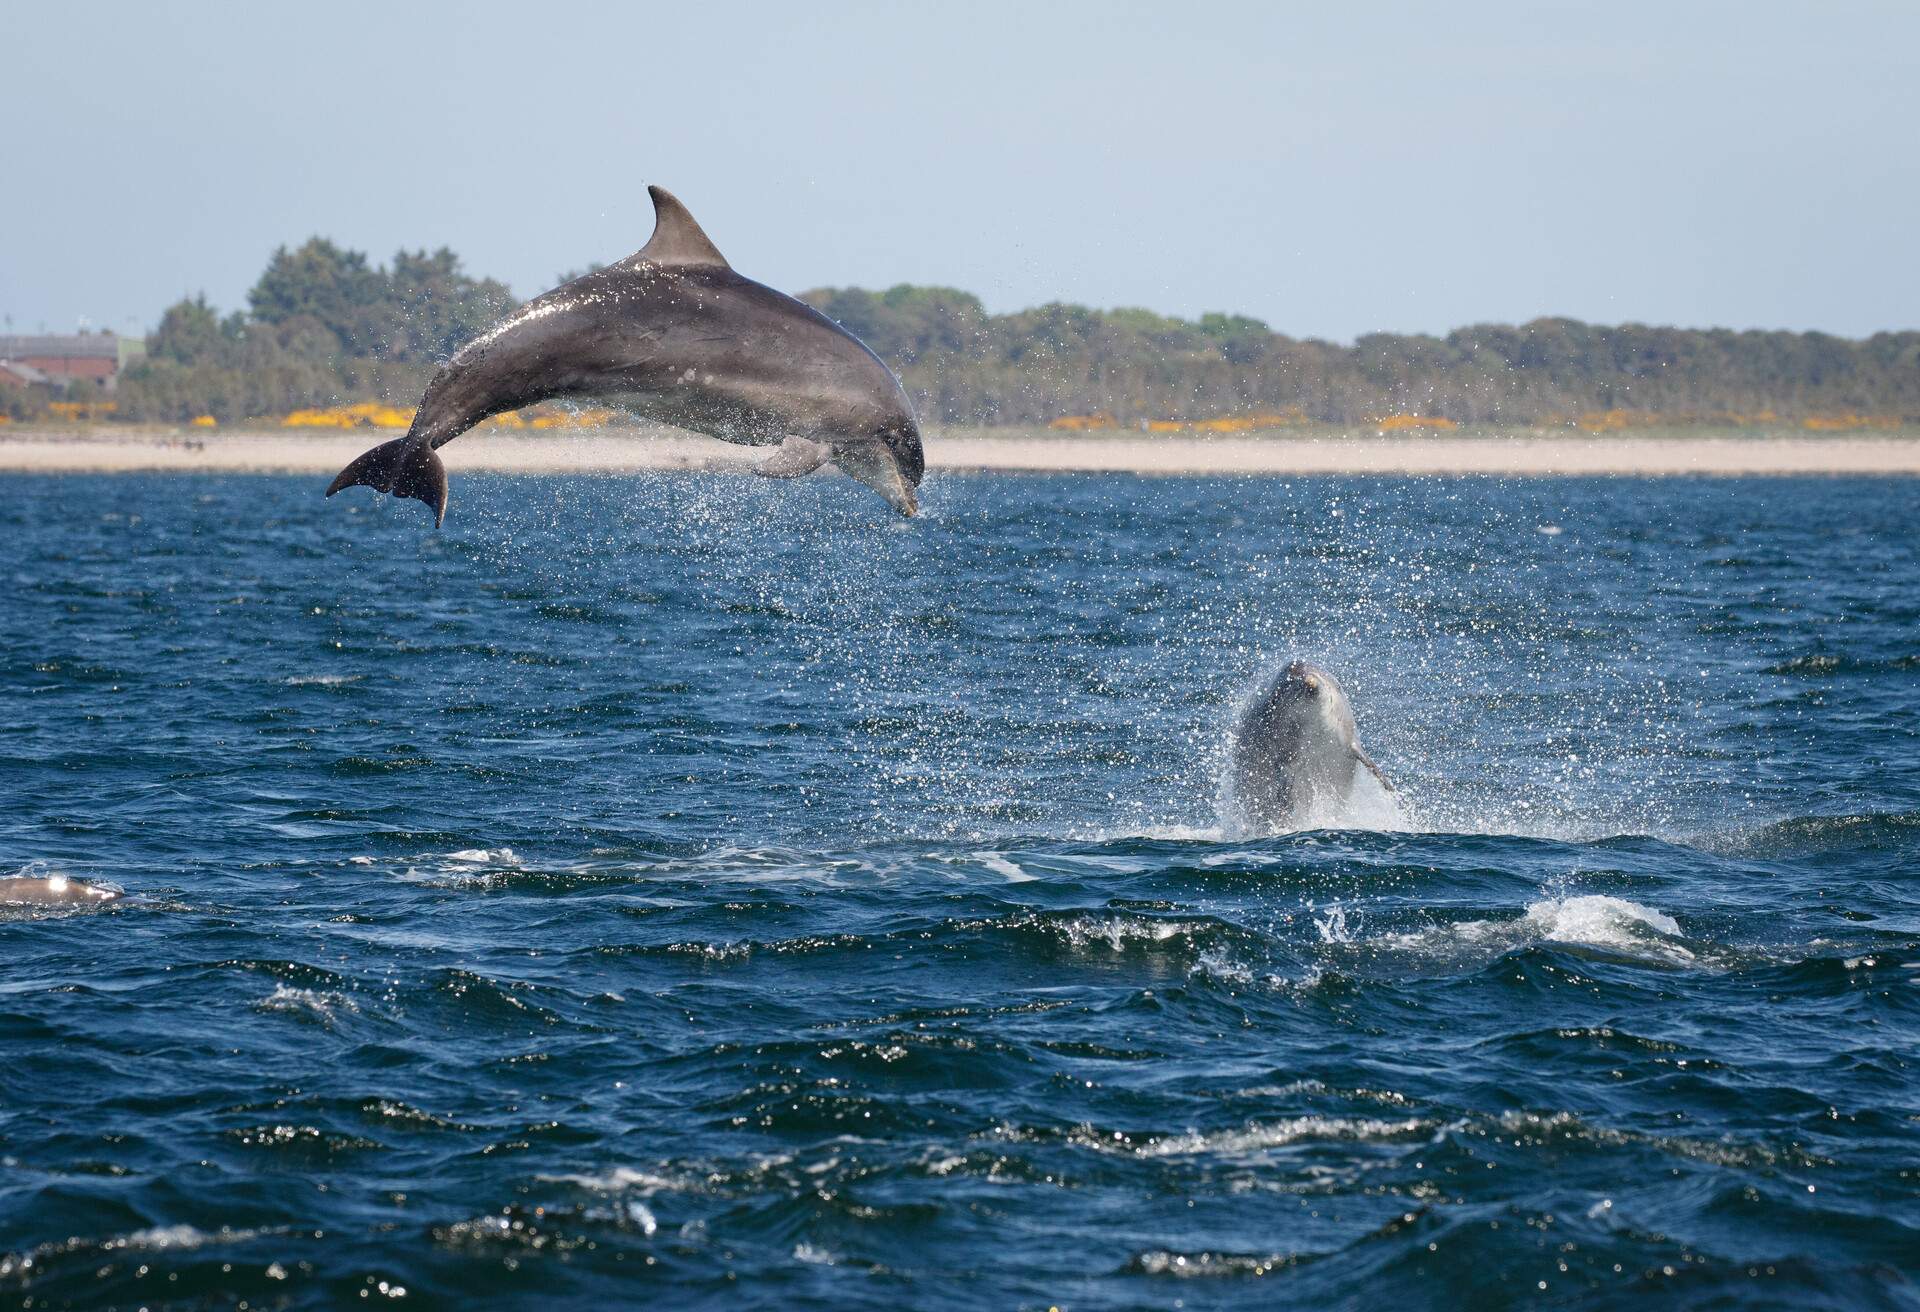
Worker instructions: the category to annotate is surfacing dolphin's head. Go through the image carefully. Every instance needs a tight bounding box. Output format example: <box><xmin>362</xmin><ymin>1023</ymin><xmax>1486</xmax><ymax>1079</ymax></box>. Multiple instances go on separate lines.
<box><xmin>1278</xmin><ymin>660</ymin><xmax>1355</xmax><ymax>736</ymax></box>
<box><xmin>833</xmin><ymin>416</ymin><xmax>924</xmax><ymax>516</ymax></box>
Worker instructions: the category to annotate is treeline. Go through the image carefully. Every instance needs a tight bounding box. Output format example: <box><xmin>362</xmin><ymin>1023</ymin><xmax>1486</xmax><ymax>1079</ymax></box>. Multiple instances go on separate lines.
<box><xmin>803</xmin><ymin>286</ymin><xmax>1920</xmax><ymax>426</ymax></box>
<box><xmin>109</xmin><ymin>241</ymin><xmax>512</xmax><ymax>422</ymax></box>
<box><xmin>61</xmin><ymin>239</ymin><xmax>1920</xmax><ymax>426</ymax></box>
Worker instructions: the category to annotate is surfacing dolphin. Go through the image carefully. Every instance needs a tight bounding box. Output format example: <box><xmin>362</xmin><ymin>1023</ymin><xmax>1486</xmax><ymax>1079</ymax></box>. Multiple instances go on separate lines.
<box><xmin>327</xmin><ymin>186</ymin><xmax>924</xmax><ymax>525</ymax></box>
<box><xmin>0</xmin><ymin>874</ymin><xmax>121</xmax><ymax>908</ymax></box>
<box><xmin>1228</xmin><ymin>660</ymin><xmax>1393</xmax><ymax>833</ymax></box>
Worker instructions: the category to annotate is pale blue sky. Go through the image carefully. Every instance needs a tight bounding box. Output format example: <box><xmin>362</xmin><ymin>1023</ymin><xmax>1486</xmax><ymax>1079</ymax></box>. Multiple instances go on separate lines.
<box><xmin>3</xmin><ymin>1</ymin><xmax>1915</xmax><ymax>342</ymax></box>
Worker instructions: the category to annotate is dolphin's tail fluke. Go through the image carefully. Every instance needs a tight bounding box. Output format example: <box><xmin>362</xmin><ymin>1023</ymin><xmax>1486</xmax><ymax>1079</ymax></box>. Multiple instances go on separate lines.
<box><xmin>325</xmin><ymin>438</ymin><xmax>449</xmax><ymax>527</ymax></box>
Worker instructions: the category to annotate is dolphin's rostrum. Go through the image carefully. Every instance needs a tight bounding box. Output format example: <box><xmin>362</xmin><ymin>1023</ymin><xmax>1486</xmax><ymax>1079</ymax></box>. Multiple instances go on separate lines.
<box><xmin>327</xmin><ymin>187</ymin><xmax>924</xmax><ymax>524</ymax></box>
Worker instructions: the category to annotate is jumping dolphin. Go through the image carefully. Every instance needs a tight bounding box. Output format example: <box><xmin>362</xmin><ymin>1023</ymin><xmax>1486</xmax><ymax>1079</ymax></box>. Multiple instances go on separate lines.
<box><xmin>327</xmin><ymin>187</ymin><xmax>924</xmax><ymax>524</ymax></box>
<box><xmin>0</xmin><ymin>874</ymin><xmax>121</xmax><ymax>908</ymax></box>
<box><xmin>1228</xmin><ymin>660</ymin><xmax>1393</xmax><ymax>833</ymax></box>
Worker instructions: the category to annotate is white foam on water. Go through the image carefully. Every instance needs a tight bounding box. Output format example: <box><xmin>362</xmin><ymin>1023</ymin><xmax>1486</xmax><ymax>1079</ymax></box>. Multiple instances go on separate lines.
<box><xmin>1525</xmin><ymin>894</ymin><xmax>1680</xmax><ymax>944</ymax></box>
<box><xmin>1133</xmin><ymin>1250</ymin><xmax>1293</xmax><ymax>1278</ymax></box>
<box><xmin>1192</xmin><ymin>949</ymin><xmax>1257</xmax><ymax>986</ymax></box>
<box><xmin>105</xmin><ymin>1225</ymin><xmax>257</xmax><ymax>1251</ymax></box>
<box><xmin>1379</xmin><ymin>894</ymin><xmax>1694</xmax><ymax>966</ymax></box>
<box><xmin>284</xmin><ymin>673</ymin><xmax>364</xmax><ymax>686</ymax></box>
<box><xmin>974</xmin><ymin>852</ymin><xmax>1036</xmax><ymax>883</ymax></box>
<box><xmin>919</xmin><ymin>1150</ymin><xmax>969</xmax><ymax>1176</ymax></box>
<box><xmin>257</xmin><ymin>984</ymin><xmax>358</xmax><ymax>1025</ymax></box>
<box><xmin>537</xmin><ymin>1166</ymin><xmax>682</xmax><ymax>1195</ymax></box>
<box><xmin>1081</xmin><ymin>821</ymin><xmax>1228</xmax><ymax>843</ymax></box>
<box><xmin>1049</xmin><ymin>914</ymin><xmax>1207</xmax><ymax>952</ymax></box>
<box><xmin>1313</xmin><ymin>903</ymin><xmax>1355</xmax><ymax>944</ymax></box>
<box><xmin>1215</xmin><ymin>764</ymin><xmax>1410</xmax><ymax>839</ymax></box>
<box><xmin>398</xmin><ymin>847</ymin><xmax>529</xmax><ymax>889</ymax></box>
<box><xmin>1133</xmin><ymin>1115</ymin><xmax>1432</xmax><ymax>1158</ymax></box>
<box><xmin>446</xmin><ymin>848</ymin><xmax>520</xmax><ymax>866</ymax></box>
<box><xmin>1301</xmin><ymin>769</ymin><xmax>1411</xmax><ymax>834</ymax></box>
<box><xmin>1190</xmin><ymin>949</ymin><xmax>1326</xmax><ymax>993</ymax></box>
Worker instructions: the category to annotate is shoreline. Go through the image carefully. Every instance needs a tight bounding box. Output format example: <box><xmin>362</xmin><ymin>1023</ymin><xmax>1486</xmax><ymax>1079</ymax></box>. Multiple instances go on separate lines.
<box><xmin>3</xmin><ymin>425</ymin><xmax>1919</xmax><ymax>477</ymax></box>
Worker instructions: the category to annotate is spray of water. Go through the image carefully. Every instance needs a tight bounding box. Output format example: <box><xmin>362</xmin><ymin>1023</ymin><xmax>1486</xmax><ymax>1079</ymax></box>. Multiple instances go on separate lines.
<box><xmin>435</xmin><ymin>469</ymin><xmax>1715</xmax><ymax>846</ymax></box>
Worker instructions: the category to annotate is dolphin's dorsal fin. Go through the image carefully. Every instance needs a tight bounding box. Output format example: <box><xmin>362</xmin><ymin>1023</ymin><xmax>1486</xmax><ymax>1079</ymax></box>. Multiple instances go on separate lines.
<box><xmin>629</xmin><ymin>186</ymin><xmax>730</xmax><ymax>268</ymax></box>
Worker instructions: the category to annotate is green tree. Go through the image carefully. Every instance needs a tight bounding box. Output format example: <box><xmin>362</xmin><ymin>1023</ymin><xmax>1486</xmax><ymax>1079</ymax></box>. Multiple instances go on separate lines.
<box><xmin>148</xmin><ymin>295</ymin><xmax>234</xmax><ymax>367</ymax></box>
<box><xmin>247</xmin><ymin>238</ymin><xmax>387</xmax><ymax>355</ymax></box>
<box><xmin>384</xmin><ymin>247</ymin><xmax>515</xmax><ymax>363</ymax></box>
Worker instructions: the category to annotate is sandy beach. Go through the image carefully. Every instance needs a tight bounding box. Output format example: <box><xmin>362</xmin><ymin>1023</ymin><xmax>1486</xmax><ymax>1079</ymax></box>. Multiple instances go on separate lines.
<box><xmin>2</xmin><ymin>425</ymin><xmax>1918</xmax><ymax>477</ymax></box>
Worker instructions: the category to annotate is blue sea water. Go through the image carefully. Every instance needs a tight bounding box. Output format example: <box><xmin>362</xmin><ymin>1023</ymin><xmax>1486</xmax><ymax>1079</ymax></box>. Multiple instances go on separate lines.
<box><xmin>1</xmin><ymin>468</ymin><xmax>1916</xmax><ymax>1310</ymax></box>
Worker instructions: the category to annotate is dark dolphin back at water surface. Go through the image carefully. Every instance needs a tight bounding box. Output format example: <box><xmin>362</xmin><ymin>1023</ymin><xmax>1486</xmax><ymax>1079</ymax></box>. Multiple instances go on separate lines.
<box><xmin>3</xmin><ymin>472</ymin><xmax>1918</xmax><ymax>1308</ymax></box>
<box><xmin>326</xmin><ymin>186</ymin><xmax>924</xmax><ymax>525</ymax></box>
<box><xmin>0</xmin><ymin>872</ymin><xmax>120</xmax><ymax>909</ymax></box>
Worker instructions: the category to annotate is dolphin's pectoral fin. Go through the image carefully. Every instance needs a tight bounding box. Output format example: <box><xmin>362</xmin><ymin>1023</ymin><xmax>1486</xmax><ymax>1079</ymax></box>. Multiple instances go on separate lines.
<box><xmin>1353</xmin><ymin>746</ymin><xmax>1395</xmax><ymax>792</ymax></box>
<box><xmin>755</xmin><ymin>436</ymin><xmax>831</xmax><ymax>480</ymax></box>
<box><xmin>325</xmin><ymin>437</ymin><xmax>449</xmax><ymax>527</ymax></box>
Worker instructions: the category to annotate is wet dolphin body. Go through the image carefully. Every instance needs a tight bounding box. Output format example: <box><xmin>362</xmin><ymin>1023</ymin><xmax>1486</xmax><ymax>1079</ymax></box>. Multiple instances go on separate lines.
<box><xmin>1228</xmin><ymin>660</ymin><xmax>1393</xmax><ymax>833</ymax></box>
<box><xmin>327</xmin><ymin>186</ymin><xmax>924</xmax><ymax>525</ymax></box>
<box><xmin>0</xmin><ymin>874</ymin><xmax>121</xmax><ymax>907</ymax></box>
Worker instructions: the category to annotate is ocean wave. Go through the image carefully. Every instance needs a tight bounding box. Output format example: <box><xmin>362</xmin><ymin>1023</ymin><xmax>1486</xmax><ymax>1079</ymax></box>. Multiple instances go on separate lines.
<box><xmin>1042</xmin><ymin>912</ymin><xmax>1221</xmax><ymax>953</ymax></box>
<box><xmin>971</xmin><ymin>851</ymin><xmax>1037</xmax><ymax>882</ymax></box>
<box><xmin>1468</xmin><ymin>1109</ymin><xmax>1827</xmax><ymax>1171</ymax></box>
<box><xmin>426</xmin><ymin>967</ymin><xmax>565</xmax><ymax>1025</ymax></box>
<box><xmin>221</xmin><ymin>1123</ymin><xmax>382</xmax><ymax>1160</ymax></box>
<box><xmin>1376</xmin><ymin>894</ymin><xmax>1697</xmax><ymax>967</ymax></box>
<box><xmin>1042</xmin><ymin>1115</ymin><xmax>1434</xmax><ymax>1160</ymax></box>
<box><xmin>600</xmin><ymin>931</ymin><xmax>867</xmax><ymax>963</ymax></box>
<box><xmin>1135</xmin><ymin>1116</ymin><xmax>1432</xmax><ymax>1158</ymax></box>
<box><xmin>101</xmin><ymin>1224</ymin><xmax>259</xmax><ymax>1252</ymax></box>
<box><xmin>537</xmin><ymin>1165</ymin><xmax>686</xmax><ymax>1195</ymax></box>
<box><xmin>1189</xmin><ymin>948</ymin><xmax>1273</xmax><ymax>987</ymax></box>
<box><xmin>0</xmin><ymin>1225</ymin><xmax>269</xmax><ymax>1281</ymax></box>
<box><xmin>1765</xmin><ymin>652</ymin><xmax>1920</xmax><ymax>677</ymax></box>
<box><xmin>255</xmin><ymin>983</ymin><xmax>358</xmax><ymax>1027</ymax></box>
<box><xmin>432</xmin><ymin>1210</ymin><xmax>580</xmax><ymax>1253</ymax></box>
<box><xmin>614</xmin><ymin>907</ymin><xmax>1264</xmax><ymax>971</ymax></box>
<box><xmin>1712</xmin><ymin>810</ymin><xmax>1920</xmax><ymax>857</ymax></box>
<box><xmin>445</xmin><ymin>846</ymin><xmax>521</xmax><ymax>865</ymax></box>
<box><xmin>1126</xmin><ymin>1248</ymin><xmax>1306</xmax><ymax>1277</ymax></box>
<box><xmin>391</xmin><ymin>846</ymin><xmax>528</xmax><ymax>889</ymax></box>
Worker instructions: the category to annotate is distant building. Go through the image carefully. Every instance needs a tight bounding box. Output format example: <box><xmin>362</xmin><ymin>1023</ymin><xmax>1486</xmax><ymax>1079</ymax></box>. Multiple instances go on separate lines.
<box><xmin>0</xmin><ymin>359</ymin><xmax>51</xmax><ymax>388</ymax></box>
<box><xmin>0</xmin><ymin>334</ymin><xmax>146</xmax><ymax>389</ymax></box>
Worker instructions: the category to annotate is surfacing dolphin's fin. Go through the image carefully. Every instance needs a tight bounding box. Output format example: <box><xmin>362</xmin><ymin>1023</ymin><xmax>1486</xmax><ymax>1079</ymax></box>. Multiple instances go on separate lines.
<box><xmin>325</xmin><ymin>437</ymin><xmax>449</xmax><ymax>527</ymax></box>
<box><xmin>755</xmin><ymin>436</ymin><xmax>831</xmax><ymax>480</ymax></box>
<box><xmin>630</xmin><ymin>186</ymin><xmax>730</xmax><ymax>268</ymax></box>
<box><xmin>1353</xmin><ymin>746</ymin><xmax>1395</xmax><ymax>792</ymax></box>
